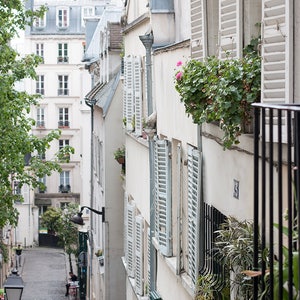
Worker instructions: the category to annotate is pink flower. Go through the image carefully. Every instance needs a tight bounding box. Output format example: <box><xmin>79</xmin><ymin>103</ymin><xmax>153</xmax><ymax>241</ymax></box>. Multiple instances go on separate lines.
<box><xmin>176</xmin><ymin>61</ymin><xmax>183</xmax><ymax>67</ymax></box>
<box><xmin>176</xmin><ymin>71</ymin><xmax>183</xmax><ymax>81</ymax></box>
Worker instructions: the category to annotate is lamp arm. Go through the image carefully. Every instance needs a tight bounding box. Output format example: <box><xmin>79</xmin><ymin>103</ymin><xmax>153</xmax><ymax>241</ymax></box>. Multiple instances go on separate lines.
<box><xmin>80</xmin><ymin>206</ymin><xmax>105</xmax><ymax>222</ymax></box>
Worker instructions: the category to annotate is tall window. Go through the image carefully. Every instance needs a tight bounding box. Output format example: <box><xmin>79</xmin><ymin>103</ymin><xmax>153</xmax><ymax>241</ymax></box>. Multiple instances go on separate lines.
<box><xmin>57</xmin><ymin>7</ymin><xmax>69</xmax><ymax>28</ymax></box>
<box><xmin>58</xmin><ymin>43</ymin><xmax>68</xmax><ymax>63</ymax></box>
<box><xmin>59</xmin><ymin>171</ymin><xmax>70</xmax><ymax>193</ymax></box>
<box><xmin>36</xmin><ymin>75</ymin><xmax>45</xmax><ymax>95</ymax></box>
<box><xmin>36</xmin><ymin>107</ymin><xmax>45</xmax><ymax>127</ymax></box>
<box><xmin>82</xmin><ymin>7</ymin><xmax>94</xmax><ymax>27</ymax></box>
<box><xmin>33</xmin><ymin>12</ymin><xmax>46</xmax><ymax>29</ymax></box>
<box><xmin>59</xmin><ymin>139</ymin><xmax>70</xmax><ymax>160</ymax></box>
<box><xmin>38</xmin><ymin>176</ymin><xmax>46</xmax><ymax>193</ymax></box>
<box><xmin>58</xmin><ymin>75</ymin><xmax>69</xmax><ymax>95</ymax></box>
<box><xmin>58</xmin><ymin>107</ymin><xmax>69</xmax><ymax>127</ymax></box>
<box><xmin>36</xmin><ymin>43</ymin><xmax>44</xmax><ymax>63</ymax></box>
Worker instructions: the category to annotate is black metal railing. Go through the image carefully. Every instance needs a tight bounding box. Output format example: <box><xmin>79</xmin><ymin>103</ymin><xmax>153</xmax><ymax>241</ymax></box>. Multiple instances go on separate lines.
<box><xmin>59</xmin><ymin>184</ymin><xmax>71</xmax><ymax>193</ymax></box>
<box><xmin>199</xmin><ymin>202</ymin><xmax>226</xmax><ymax>292</ymax></box>
<box><xmin>253</xmin><ymin>103</ymin><xmax>300</xmax><ymax>299</ymax></box>
<box><xmin>58</xmin><ymin>120</ymin><xmax>69</xmax><ymax>127</ymax></box>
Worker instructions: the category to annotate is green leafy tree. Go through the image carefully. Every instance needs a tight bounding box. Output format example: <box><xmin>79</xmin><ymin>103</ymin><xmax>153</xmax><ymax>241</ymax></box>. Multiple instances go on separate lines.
<box><xmin>0</xmin><ymin>1</ymin><xmax>73</xmax><ymax>227</ymax></box>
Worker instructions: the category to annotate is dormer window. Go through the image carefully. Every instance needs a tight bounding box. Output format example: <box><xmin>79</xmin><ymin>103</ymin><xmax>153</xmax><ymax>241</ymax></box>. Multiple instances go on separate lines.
<box><xmin>56</xmin><ymin>7</ymin><xmax>69</xmax><ymax>29</ymax></box>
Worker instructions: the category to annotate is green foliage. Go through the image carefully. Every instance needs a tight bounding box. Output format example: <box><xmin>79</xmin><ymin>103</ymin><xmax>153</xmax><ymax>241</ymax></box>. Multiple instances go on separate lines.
<box><xmin>40</xmin><ymin>207</ymin><xmax>62</xmax><ymax>234</ymax></box>
<box><xmin>0</xmin><ymin>241</ymin><xmax>9</xmax><ymax>263</ymax></box>
<box><xmin>0</xmin><ymin>1</ymin><xmax>72</xmax><ymax>227</ymax></box>
<box><xmin>114</xmin><ymin>146</ymin><xmax>125</xmax><ymax>160</ymax></box>
<box><xmin>175</xmin><ymin>40</ymin><xmax>261</xmax><ymax>149</ymax></box>
<box><xmin>214</xmin><ymin>216</ymin><xmax>263</xmax><ymax>299</ymax></box>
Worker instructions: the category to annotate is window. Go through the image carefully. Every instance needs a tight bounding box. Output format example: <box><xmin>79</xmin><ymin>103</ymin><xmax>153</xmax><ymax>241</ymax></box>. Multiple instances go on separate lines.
<box><xmin>58</xmin><ymin>43</ymin><xmax>68</xmax><ymax>63</ymax></box>
<box><xmin>154</xmin><ymin>139</ymin><xmax>172</xmax><ymax>257</ymax></box>
<box><xmin>36</xmin><ymin>107</ymin><xmax>45</xmax><ymax>127</ymax></box>
<box><xmin>187</xmin><ymin>146</ymin><xmax>202</xmax><ymax>285</ymax></box>
<box><xmin>59</xmin><ymin>139</ymin><xmax>70</xmax><ymax>160</ymax></box>
<box><xmin>123</xmin><ymin>55</ymin><xmax>143</xmax><ymax>135</ymax></box>
<box><xmin>58</xmin><ymin>107</ymin><xmax>69</xmax><ymax>127</ymax></box>
<box><xmin>38</xmin><ymin>176</ymin><xmax>46</xmax><ymax>193</ymax></box>
<box><xmin>56</xmin><ymin>7</ymin><xmax>69</xmax><ymax>29</ymax></box>
<box><xmin>59</xmin><ymin>171</ymin><xmax>70</xmax><ymax>193</ymax></box>
<box><xmin>82</xmin><ymin>7</ymin><xmax>94</xmax><ymax>27</ymax></box>
<box><xmin>38</xmin><ymin>151</ymin><xmax>46</xmax><ymax>160</ymax></box>
<box><xmin>33</xmin><ymin>11</ymin><xmax>46</xmax><ymax>29</ymax></box>
<box><xmin>36</xmin><ymin>43</ymin><xmax>44</xmax><ymax>63</ymax></box>
<box><xmin>58</xmin><ymin>75</ymin><xmax>69</xmax><ymax>95</ymax></box>
<box><xmin>36</xmin><ymin>75</ymin><xmax>45</xmax><ymax>95</ymax></box>
<box><xmin>13</xmin><ymin>181</ymin><xmax>21</xmax><ymax>195</ymax></box>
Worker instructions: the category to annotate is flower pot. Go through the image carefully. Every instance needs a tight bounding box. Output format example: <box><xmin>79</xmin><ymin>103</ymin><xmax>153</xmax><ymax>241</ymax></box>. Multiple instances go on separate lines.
<box><xmin>116</xmin><ymin>156</ymin><xmax>125</xmax><ymax>164</ymax></box>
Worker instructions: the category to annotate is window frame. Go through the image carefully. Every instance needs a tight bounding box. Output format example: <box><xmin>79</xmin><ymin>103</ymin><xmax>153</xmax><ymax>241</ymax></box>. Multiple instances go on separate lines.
<box><xmin>36</xmin><ymin>75</ymin><xmax>45</xmax><ymax>95</ymax></box>
<box><xmin>56</xmin><ymin>7</ymin><xmax>69</xmax><ymax>29</ymax></box>
<box><xmin>58</xmin><ymin>75</ymin><xmax>69</xmax><ymax>96</ymax></box>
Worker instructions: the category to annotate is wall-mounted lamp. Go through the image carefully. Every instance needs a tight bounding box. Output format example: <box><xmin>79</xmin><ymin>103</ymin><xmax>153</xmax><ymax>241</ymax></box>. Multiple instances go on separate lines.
<box><xmin>70</xmin><ymin>206</ymin><xmax>105</xmax><ymax>225</ymax></box>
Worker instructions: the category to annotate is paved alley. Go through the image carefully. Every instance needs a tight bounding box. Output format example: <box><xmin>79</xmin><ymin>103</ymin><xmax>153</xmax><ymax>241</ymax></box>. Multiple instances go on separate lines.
<box><xmin>19</xmin><ymin>247</ymin><xmax>68</xmax><ymax>300</ymax></box>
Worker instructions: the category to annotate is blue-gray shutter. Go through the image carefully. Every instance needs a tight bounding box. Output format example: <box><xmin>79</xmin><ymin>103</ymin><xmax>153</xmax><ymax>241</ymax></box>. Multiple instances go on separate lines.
<box><xmin>154</xmin><ymin>139</ymin><xmax>172</xmax><ymax>257</ymax></box>
<box><xmin>187</xmin><ymin>146</ymin><xmax>202</xmax><ymax>285</ymax></box>
<box><xmin>135</xmin><ymin>215</ymin><xmax>144</xmax><ymax>295</ymax></box>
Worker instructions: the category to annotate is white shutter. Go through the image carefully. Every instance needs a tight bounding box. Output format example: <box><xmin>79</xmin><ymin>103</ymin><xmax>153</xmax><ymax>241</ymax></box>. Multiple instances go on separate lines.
<box><xmin>147</xmin><ymin>227</ymin><xmax>151</xmax><ymax>295</ymax></box>
<box><xmin>187</xmin><ymin>146</ymin><xmax>202</xmax><ymax>285</ymax></box>
<box><xmin>124</xmin><ymin>56</ymin><xmax>134</xmax><ymax>131</ymax></box>
<box><xmin>261</xmin><ymin>0</ymin><xmax>293</xmax><ymax>105</ymax></box>
<box><xmin>135</xmin><ymin>215</ymin><xmax>144</xmax><ymax>296</ymax></box>
<box><xmin>154</xmin><ymin>139</ymin><xmax>172</xmax><ymax>257</ymax></box>
<box><xmin>191</xmin><ymin>0</ymin><xmax>207</xmax><ymax>60</ymax></box>
<box><xmin>219</xmin><ymin>0</ymin><xmax>242</xmax><ymax>59</ymax></box>
<box><xmin>134</xmin><ymin>56</ymin><xmax>143</xmax><ymax>136</ymax></box>
<box><xmin>126</xmin><ymin>202</ymin><xmax>135</xmax><ymax>278</ymax></box>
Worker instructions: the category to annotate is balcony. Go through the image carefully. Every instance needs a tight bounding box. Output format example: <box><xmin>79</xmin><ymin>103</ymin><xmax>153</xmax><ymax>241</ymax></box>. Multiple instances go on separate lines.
<box><xmin>59</xmin><ymin>184</ymin><xmax>71</xmax><ymax>193</ymax></box>
<box><xmin>57</xmin><ymin>56</ymin><xmax>69</xmax><ymax>63</ymax></box>
<box><xmin>58</xmin><ymin>121</ymin><xmax>69</xmax><ymax>128</ymax></box>
<box><xmin>57</xmin><ymin>89</ymin><xmax>69</xmax><ymax>96</ymax></box>
<box><xmin>36</xmin><ymin>121</ymin><xmax>45</xmax><ymax>128</ymax></box>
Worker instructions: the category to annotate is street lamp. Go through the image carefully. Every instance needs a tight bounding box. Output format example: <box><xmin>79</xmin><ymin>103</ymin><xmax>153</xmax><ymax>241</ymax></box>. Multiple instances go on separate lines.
<box><xmin>3</xmin><ymin>269</ymin><xmax>24</xmax><ymax>300</ymax></box>
<box><xmin>70</xmin><ymin>206</ymin><xmax>105</xmax><ymax>225</ymax></box>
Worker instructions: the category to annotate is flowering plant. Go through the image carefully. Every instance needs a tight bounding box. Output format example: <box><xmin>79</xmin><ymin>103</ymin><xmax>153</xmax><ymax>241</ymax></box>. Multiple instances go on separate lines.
<box><xmin>175</xmin><ymin>40</ymin><xmax>261</xmax><ymax>149</ymax></box>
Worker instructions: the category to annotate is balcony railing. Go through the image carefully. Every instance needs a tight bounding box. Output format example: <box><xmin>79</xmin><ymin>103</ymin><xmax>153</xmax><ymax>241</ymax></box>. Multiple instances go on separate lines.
<box><xmin>58</xmin><ymin>120</ymin><xmax>69</xmax><ymax>128</ymax></box>
<box><xmin>57</xmin><ymin>89</ymin><xmax>69</xmax><ymax>96</ymax></box>
<box><xmin>253</xmin><ymin>103</ymin><xmax>300</xmax><ymax>299</ymax></box>
<box><xmin>59</xmin><ymin>184</ymin><xmax>70</xmax><ymax>193</ymax></box>
<box><xmin>57</xmin><ymin>56</ymin><xmax>69</xmax><ymax>63</ymax></box>
<box><xmin>36</xmin><ymin>121</ymin><xmax>45</xmax><ymax>128</ymax></box>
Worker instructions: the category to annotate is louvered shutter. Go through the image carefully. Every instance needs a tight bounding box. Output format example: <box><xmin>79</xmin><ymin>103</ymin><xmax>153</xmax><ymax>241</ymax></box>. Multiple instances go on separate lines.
<box><xmin>219</xmin><ymin>0</ymin><xmax>242</xmax><ymax>59</ymax></box>
<box><xmin>154</xmin><ymin>139</ymin><xmax>172</xmax><ymax>257</ymax></box>
<box><xmin>187</xmin><ymin>146</ymin><xmax>202</xmax><ymax>285</ymax></box>
<box><xmin>262</xmin><ymin>0</ymin><xmax>292</xmax><ymax>105</ymax></box>
<box><xmin>134</xmin><ymin>56</ymin><xmax>142</xmax><ymax>136</ymax></box>
<box><xmin>124</xmin><ymin>56</ymin><xmax>134</xmax><ymax>131</ymax></box>
<box><xmin>135</xmin><ymin>215</ymin><xmax>144</xmax><ymax>295</ymax></box>
<box><xmin>126</xmin><ymin>202</ymin><xmax>135</xmax><ymax>278</ymax></box>
<box><xmin>147</xmin><ymin>227</ymin><xmax>151</xmax><ymax>295</ymax></box>
<box><xmin>191</xmin><ymin>0</ymin><xmax>207</xmax><ymax>60</ymax></box>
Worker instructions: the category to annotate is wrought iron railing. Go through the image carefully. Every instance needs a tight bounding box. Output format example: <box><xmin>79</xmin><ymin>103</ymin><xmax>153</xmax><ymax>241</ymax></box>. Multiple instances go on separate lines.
<box><xmin>253</xmin><ymin>103</ymin><xmax>300</xmax><ymax>299</ymax></box>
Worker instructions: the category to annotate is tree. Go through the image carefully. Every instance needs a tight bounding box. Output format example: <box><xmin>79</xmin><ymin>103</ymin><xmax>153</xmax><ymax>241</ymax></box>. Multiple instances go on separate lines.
<box><xmin>0</xmin><ymin>1</ymin><xmax>73</xmax><ymax>227</ymax></box>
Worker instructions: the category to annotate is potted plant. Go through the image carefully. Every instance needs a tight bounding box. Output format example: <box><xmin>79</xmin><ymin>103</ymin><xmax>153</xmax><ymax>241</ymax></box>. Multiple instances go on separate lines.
<box><xmin>114</xmin><ymin>146</ymin><xmax>125</xmax><ymax>164</ymax></box>
<box><xmin>95</xmin><ymin>249</ymin><xmax>104</xmax><ymax>266</ymax></box>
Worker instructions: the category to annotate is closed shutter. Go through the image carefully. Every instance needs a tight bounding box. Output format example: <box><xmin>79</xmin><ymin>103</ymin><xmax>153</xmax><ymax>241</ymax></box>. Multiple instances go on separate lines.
<box><xmin>123</xmin><ymin>56</ymin><xmax>134</xmax><ymax>131</ymax></box>
<box><xmin>147</xmin><ymin>227</ymin><xmax>151</xmax><ymax>295</ymax></box>
<box><xmin>126</xmin><ymin>202</ymin><xmax>135</xmax><ymax>278</ymax></box>
<box><xmin>261</xmin><ymin>0</ymin><xmax>293</xmax><ymax>105</ymax></box>
<box><xmin>135</xmin><ymin>215</ymin><xmax>144</xmax><ymax>295</ymax></box>
<box><xmin>219</xmin><ymin>0</ymin><xmax>243</xmax><ymax>59</ymax></box>
<box><xmin>134</xmin><ymin>56</ymin><xmax>142</xmax><ymax>136</ymax></box>
<box><xmin>154</xmin><ymin>139</ymin><xmax>172</xmax><ymax>257</ymax></box>
<box><xmin>191</xmin><ymin>0</ymin><xmax>207</xmax><ymax>60</ymax></box>
<box><xmin>187</xmin><ymin>146</ymin><xmax>202</xmax><ymax>285</ymax></box>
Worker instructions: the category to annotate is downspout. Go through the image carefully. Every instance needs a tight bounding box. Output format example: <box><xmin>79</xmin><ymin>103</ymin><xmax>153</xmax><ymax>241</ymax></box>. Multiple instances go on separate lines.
<box><xmin>139</xmin><ymin>32</ymin><xmax>156</xmax><ymax>293</ymax></box>
<box><xmin>85</xmin><ymin>97</ymin><xmax>97</xmax><ymax>300</ymax></box>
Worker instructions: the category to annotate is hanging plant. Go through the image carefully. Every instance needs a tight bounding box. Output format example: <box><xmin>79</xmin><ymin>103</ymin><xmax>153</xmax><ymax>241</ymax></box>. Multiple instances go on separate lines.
<box><xmin>175</xmin><ymin>39</ymin><xmax>261</xmax><ymax>149</ymax></box>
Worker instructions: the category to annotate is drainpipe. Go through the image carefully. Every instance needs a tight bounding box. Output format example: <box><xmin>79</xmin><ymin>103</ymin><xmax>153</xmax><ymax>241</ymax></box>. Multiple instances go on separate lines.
<box><xmin>139</xmin><ymin>32</ymin><xmax>156</xmax><ymax>293</ymax></box>
<box><xmin>84</xmin><ymin>97</ymin><xmax>97</xmax><ymax>300</ymax></box>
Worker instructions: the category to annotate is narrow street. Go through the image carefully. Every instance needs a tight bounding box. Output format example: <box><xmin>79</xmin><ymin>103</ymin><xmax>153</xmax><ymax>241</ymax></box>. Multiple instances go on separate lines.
<box><xmin>19</xmin><ymin>247</ymin><xmax>68</xmax><ymax>300</ymax></box>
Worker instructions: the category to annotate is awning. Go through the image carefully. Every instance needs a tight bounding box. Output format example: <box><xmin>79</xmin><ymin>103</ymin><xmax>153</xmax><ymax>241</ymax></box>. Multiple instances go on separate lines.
<box><xmin>84</xmin><ymin>71</ymin><xmax>121</xmax><ymax>116</ymax></box>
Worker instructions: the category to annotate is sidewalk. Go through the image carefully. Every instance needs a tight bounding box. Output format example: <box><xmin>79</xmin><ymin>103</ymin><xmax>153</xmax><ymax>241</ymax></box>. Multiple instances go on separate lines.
<box><xmin>19</xmin><ymin>247</ymin><xmax>69</xmax><ymax>300</ymax></box>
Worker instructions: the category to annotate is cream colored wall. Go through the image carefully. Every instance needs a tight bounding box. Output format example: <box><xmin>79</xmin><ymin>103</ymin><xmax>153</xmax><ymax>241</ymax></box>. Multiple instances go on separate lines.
<box><xmin>126</xmin><ymin>0</ymin><xmax>149</xmax><ymax>24</ymax></box>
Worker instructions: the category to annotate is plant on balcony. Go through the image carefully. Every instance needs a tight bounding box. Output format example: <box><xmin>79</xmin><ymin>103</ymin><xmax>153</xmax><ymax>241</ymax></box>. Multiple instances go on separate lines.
<box><xmin>114</xmin><ymin>146</ymin><xmax>125</xmax><ymax>165</ymax></box>
<box><xmin>174</xmin><ymin>39</ymin><xmax>261</xmax><ymax>149</ymax></box>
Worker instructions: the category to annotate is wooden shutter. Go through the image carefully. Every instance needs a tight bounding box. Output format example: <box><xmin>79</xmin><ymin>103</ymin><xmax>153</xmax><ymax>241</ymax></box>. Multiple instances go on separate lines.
<box><xmin>187</xmin><ymin>146</ymin><xmax>202</xmax><ymax>285</ymax></box>
<box><xmin>261</xmin><ymin>0</ymin><xmax>293</xmax><ymax>105</ymax></box>
<box><xmin>124</xmin><ymin>56</ymin><xmax>134</xmax><ymax>131</ymax></box>
<box><xmin>126</xmin><ymin>202</ymin><xmax>135</xmax><ymax>278</ymax></box>
<box><xmin>191</xmin><ymin>0</ymin><xmax>207</xmax><ymax>60</ymax></box>
<box><xmin>219</xmin><ymin>0</ymin><xmax>242</xmax><ymax>59</ymax></box>
<box><xmin>134</xmin><ymin>56</ymin><xmax>142</xmax><ymax>136</ymax></box>
<box><xmin>135</xmin><ymin>215</ymin><xmax>144</xmax><ymax>295</ymax></box>
<box><xmin>154</xmin><ymin>139</ymin><xmax>172</xmax><ymax>257</ymax></box>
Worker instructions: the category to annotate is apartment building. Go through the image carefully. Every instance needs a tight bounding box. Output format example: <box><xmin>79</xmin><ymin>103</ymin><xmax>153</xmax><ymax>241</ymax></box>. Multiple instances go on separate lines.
<box><xmin>14</xmin><ymin>0</ymin><xmax>108</xmax><ymax>247</ymax></box>
<box><xmin>120</xmin><ymin>0</ymin><xmax>300</xmax><ymax>299</ymax></box>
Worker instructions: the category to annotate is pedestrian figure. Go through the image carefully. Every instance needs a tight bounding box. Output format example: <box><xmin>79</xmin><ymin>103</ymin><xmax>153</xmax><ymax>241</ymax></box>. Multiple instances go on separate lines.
<box><xmin>65</xmin><ymin>272</ymin><xmax>78</xmax><ymax>296</ymax></box>
<box><xmin>14</xmin><ymin>244</ymin><xmax>23</xmax><ymax>268</ymax></box>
